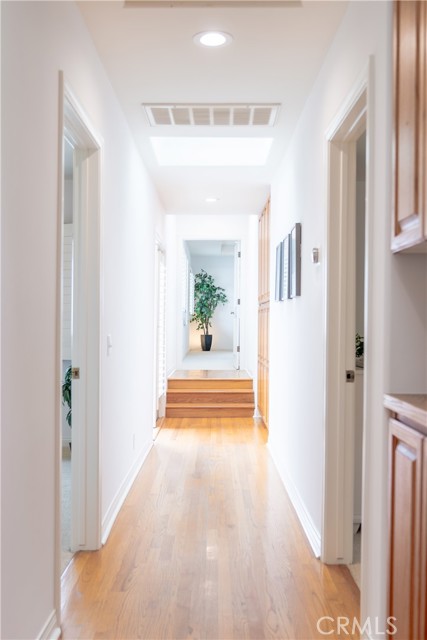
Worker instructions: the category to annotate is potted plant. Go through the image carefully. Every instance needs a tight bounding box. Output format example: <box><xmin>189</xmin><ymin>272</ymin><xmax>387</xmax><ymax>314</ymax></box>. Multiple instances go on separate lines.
<box><xmin>62</xmin><ymin>365</ymin><xmax>72</xmax><ymax>427</ymax></box>
<box><xmin>355</xmin><ymin>332</ymin><xmax>364</xmax><ymax>368</ymax></box>
<box><xmin>190</xmin><ymin>269</ymin><xmax>228</xmax><ymax>351</ymax></box>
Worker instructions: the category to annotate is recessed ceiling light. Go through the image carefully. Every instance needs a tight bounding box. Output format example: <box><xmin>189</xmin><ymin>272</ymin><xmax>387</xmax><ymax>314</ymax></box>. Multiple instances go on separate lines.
<box><xmin>206</xmin><ymin>197</ymin><xmax>219</xmax><ymax>203</ymax></box>
<box><xmin>193</xmin><ymin>31</ymin><xmax>233</xmax><ymax>48</ymax></box>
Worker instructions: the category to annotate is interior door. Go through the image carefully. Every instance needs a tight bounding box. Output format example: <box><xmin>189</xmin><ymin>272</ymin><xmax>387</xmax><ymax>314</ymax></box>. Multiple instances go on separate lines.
<box><xmin>233</xmin><ymin>242</ymin><xmax>241</xmax><ymax>370</ymax></box>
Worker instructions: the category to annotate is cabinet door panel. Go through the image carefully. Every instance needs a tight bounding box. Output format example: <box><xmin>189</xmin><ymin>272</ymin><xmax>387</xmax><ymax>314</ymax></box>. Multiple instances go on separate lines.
<box><xmin>389</xmin><ymin>418</ymin><xmax>424</xmax><ymax>639</ymax></box>
<box><xmin>393</xmin><ymin>0</ymin><xmax>425</xmax><ymax>250</ymax></box>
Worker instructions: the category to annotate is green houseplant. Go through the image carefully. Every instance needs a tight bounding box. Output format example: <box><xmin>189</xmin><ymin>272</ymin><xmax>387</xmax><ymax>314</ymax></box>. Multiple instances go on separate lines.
<box><xmin>191</xmin><ymin>269</ymin><xmax>228</xmax><ymax>351</ymax></box>
<box><xmin>355</xmin><ymin>332</ymin><xmax>364</xmax><ymax>368</ymax></box>
<box><xmin>62</xmin><ymin>365</ymin><xmax>72</xmax><ymax>427</ymax></box>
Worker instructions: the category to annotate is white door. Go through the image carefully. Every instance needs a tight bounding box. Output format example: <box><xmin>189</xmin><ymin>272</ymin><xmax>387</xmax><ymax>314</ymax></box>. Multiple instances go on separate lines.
<box><xmin>233</xmin><ymin>242</ymin><xmax>241</xmax><ymax>370</ymax></box>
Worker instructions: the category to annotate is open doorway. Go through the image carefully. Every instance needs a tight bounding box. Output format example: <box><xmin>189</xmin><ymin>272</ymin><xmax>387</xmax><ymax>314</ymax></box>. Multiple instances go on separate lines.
<box><xmin>349</xmin><ymin>130</ymin><xmax>367</xmax><ymax>588</ymax></box>
<box><xmin>322</xmin><ymin>74</ymin><xmax>370</xmax><ymax>588</ymax></box>
<box><xmin>154</xmin><ymin>240</ymin><xmax>167</xmax><ymax>436</ymax></box>
<box><xmin>183</xmin><ymin>240</ymin><xmax>240</xmax><ymax>370</ymax></box>
<box><xmin>57</xmin><ymin>75</ymin><xmax>102</xmax><ymax>600</ymax></box>
<box><xmin>60</xmin><ymin>139</ymin><xmax>75</xmax><ymax>573</ymax></box>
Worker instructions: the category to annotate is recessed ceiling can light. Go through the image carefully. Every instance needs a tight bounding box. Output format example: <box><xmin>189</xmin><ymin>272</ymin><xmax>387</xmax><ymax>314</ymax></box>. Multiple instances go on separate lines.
<box><xmin>194</xmin><ymin>31</ymin><xmax>233</xmax><ymax>48</ymax></box>
<box><xmin>206</xmin><ymin>197</ymin><xmax>219</xmax><ymax>203</ymax></box>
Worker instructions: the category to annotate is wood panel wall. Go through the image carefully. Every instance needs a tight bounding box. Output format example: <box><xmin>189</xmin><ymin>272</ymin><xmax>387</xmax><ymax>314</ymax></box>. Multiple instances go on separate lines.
<box><xmin>257</xmin><ymin>199</ymin><xmax>270</xmax><ymax>427</ymax></box>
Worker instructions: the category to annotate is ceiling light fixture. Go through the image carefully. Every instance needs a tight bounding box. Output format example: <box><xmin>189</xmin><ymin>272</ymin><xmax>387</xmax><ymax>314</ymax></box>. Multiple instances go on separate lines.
<box><xmin>205</xmin><ymin>197</ymin><xmax>219</xmax><ymax>203</ymax></box>
<box><xmin>194</xmin><ymin>31</ymin><xmax>232</xmax><ymax>48</ymax></box>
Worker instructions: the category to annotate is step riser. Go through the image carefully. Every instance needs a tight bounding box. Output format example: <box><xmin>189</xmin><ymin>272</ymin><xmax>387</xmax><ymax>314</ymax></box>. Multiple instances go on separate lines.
<box><xmin>166</xmin><ymin>407</ymin><xmax>255</xmax><ymax>418</ymax></box>
<box><xmin>167</xmin><ymin>392</ymin><xmax>254</xmax><ymax>404</ymax></box>
<box><xmin>167</xmin><ymin>379</ymin><xmax>253</xmax><ymax>390</ymax></box>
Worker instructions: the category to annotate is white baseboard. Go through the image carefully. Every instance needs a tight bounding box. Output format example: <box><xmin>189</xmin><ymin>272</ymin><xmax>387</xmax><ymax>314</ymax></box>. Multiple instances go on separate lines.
<box><xmin>267</xmin><ymin>444</ymin><xmax>322</xmax><ymax>558</ymax></box>
<box><xmin>102</xmin><ymin>440</ymin><xmax>153</xmax><ymax>545</ymax></box>
<box><xmin>37</xmin><ymin>610</ymin><xmax>61</xmax><ymax>640</ymax></box>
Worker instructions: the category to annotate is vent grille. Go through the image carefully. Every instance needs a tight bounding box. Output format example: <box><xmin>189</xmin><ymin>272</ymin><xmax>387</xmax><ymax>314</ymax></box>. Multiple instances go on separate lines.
<box><xmin>143</xmin><ymin>104</ymin><xmax>280</xmax><ymax>127</ymax></box>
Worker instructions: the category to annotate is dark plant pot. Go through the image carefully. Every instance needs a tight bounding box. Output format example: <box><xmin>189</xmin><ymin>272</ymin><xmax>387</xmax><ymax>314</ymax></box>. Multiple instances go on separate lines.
<box><xmin>201</xmin><ymin>335</ymin><xmax>213</xmax><ymax>351</ymax></box>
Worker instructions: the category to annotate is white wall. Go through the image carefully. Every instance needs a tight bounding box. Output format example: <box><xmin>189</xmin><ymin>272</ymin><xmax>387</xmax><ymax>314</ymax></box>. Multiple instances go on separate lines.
<box><xmin>166</xmin><ymin>214</ymin><xmax>258</xmax><ymax>379</ymax></box>
<box><xmin>267</xmin><ymin>2</ymin><xmax>422</xmax><ymax>635</ymax></box>
<box><xmin>1</xmin><ymin>2</ymin><xmax>165</xmax><ymax>638</ymax></box>
<box><xmin>388</xmin><ymin>253</ymin><xmax>427</xmax><ymax>392</ymax></box>
<box><xmin>189</xmin><ymin>255</ymin><xmax>234</xmax><ymax>351</ymax></box>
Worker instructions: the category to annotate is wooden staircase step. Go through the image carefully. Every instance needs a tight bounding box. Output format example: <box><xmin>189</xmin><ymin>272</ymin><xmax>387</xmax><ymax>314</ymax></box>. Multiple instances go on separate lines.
<box><xmin>166</xmin><ymin>370</ymin><xmax>255</xmax><ymax>418</ymax></box>
<box><xmin>167</xmin><ymin>390</ymin><xmax>254</xmax><ymax>404</ymax></box>
<box><xmin>165</xmin><ymin>403</ymin><xmax>255</xmax><ymax>418</ymax></box>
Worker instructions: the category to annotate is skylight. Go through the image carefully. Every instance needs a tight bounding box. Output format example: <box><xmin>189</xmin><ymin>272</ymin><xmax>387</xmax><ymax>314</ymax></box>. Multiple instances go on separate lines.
<box><xmin>149</xmin><ymin>137</ymin><xmax>273</xmax><ymax>167</ymax></box>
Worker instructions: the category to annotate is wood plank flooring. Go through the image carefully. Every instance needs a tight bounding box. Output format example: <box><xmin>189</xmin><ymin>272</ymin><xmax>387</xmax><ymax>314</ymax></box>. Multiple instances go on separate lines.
<box><xmin>61</xmin><ymin>418</ymin><xmax>360</xmax><ymax>639</ymax></box>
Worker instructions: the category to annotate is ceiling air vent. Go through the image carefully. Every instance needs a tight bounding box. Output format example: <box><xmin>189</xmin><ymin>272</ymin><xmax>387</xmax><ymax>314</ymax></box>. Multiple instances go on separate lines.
<box><xmin>143</xmin><ymin>104</ymin><xmax>280</xmax><ymax>127</ymax></box>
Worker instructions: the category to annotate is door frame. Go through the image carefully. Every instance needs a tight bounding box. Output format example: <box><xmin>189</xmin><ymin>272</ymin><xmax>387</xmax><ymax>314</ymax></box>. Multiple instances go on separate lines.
<box><xmin>322</xmin><ymin>63</ymin><xmax>372</xmax><ymax>565</ymax></box>
<box><xmin>56</xmin><ymin>72</ymin><xmax>103</xmax><ymax>600</ymax></box>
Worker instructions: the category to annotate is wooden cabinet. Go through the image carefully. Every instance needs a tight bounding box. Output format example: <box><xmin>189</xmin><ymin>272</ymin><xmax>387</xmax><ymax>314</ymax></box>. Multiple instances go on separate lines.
<box><xmin>388</xmin><ymin>419</ymin><xmax>424</xmax><ymax>639</ymax></box>
<box><xmin>392</xmin><ymin>1</ymin><xmax>427</xmax><ymax>252</ymax></box>
<box><xmin>385</xmin><ymin>394</ymin><xmax>427</xmax><ymax>639</ymax></box>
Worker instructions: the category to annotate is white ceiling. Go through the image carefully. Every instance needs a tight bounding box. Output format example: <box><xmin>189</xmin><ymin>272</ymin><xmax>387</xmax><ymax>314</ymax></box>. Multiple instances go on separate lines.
<box><xmin>78</xmin><ymin>0</ymin><xmax>348</xmax><ymax>216</ymax></box>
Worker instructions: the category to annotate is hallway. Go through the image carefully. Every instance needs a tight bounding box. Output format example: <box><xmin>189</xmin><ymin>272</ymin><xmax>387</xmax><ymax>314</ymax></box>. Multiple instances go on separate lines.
<box><xmin>61</xmin><ymin>419</ymin><xmax>359</xmax><ymax>639</ymax></box>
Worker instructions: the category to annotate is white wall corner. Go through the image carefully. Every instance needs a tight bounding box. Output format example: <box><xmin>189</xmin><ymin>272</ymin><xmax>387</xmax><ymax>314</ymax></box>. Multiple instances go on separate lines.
<box><xmin>101</xmin><ymin>440</ymin><xmax>154</xmax><ymax>544</ymax></box>
<box><xmin>37</xmin><ymin>610</ymin><xmax>61</xmax><ymax>640</ymax></box>
<box><xmin>267</xmin><ymin>444</ymin><xmax>322</xmax><ymax>558</ymax></box>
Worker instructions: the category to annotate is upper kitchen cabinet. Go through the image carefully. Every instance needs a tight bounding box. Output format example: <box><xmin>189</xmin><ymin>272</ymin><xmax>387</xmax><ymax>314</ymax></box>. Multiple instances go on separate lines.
<box><xmin>392</xmin><ymin>0</ymin><xmax>427</xmax><ymax>252</ymax></box>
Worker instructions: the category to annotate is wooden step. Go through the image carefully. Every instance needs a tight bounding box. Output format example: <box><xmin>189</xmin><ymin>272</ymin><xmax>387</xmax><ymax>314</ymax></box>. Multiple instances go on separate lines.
<box><xmin>165</xmin><ymin>403</ymin><xmax>255</xmax><ymax>418</ymax></box>
<box><xmin>166</xmin><ymin>370</ymin><xmax>255</xmax><ymax>418</ymax></box>
<box><xmin>167</xmin><ymin>389</ymin><xmax>254</xmax><ymax>404</ymax></box>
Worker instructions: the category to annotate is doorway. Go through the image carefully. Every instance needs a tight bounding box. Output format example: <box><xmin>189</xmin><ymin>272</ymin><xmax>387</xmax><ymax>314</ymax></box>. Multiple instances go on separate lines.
<box><xmin>57</xmin><ymin>74</ymin><xmax>102</xmax><ymax>598</ymax></box>
<box><xmin>60</xmin><ymin>138</ymin><xmax>75</xmax><ymax>573</ymax></box>
<box><xmin>322</xmin><ymin>73</ymin><xmax>370</xmax><ymax>576</ymax></box>
<box><xmin>348</xmin><ymin>131</ymin><xmax>367</xmax><ymax>588</ymax></box>
<box><xmin>257</xmin><ymin>200</ymin><xmax>270</xmax><ymax>428</ymax></box>
<box><xmin>155</xmin><ymin>240</ymin><xmax>167</xmax><ymax>426</ymax></box>
<box><xmin>182</xmin><ymin>240</ymin><xmax>240</xmax><ymax>370</ymax></box>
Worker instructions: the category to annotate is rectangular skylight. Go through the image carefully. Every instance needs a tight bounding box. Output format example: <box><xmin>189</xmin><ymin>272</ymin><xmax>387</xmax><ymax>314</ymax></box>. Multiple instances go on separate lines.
<box><xmin>150</xmin><ymin>137</ymin><xmax>273</xmax><ymax>167</ymax></box>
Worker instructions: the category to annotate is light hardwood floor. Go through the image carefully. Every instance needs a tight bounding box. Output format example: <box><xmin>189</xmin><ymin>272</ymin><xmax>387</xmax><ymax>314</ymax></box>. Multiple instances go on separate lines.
<box><xmin>61</xmin><ymin>418</ymin><xmax>360</xmax><ymax>639</ymax></box>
